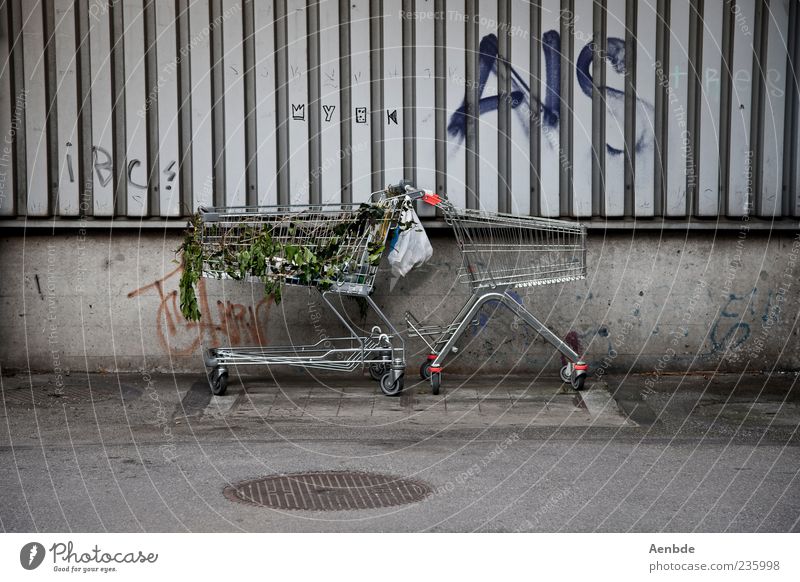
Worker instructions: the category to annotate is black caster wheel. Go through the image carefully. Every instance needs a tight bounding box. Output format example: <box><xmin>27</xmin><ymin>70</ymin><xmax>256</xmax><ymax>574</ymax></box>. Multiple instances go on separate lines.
<box><xmin>420</xmin><ymin>360</ymin><xmax>432</xmax><ymax>380</ymax></box>
<box><xmin>380</xmin><ymin>373</ymin><xmax>404</xmax><ymax>396</ymax></box>
<box><xmin>430</xmin><ymin>372</ymin><xmax>441</xmax><ymax>395</ymax></box>
<box><xmin>210</xmin><ymin>367</ymin><xmax>229</xmax><ymax>396</ymax></box>
<box><xmin>559</xmin><ymin>365</ymin><xmax>571</xmax><ymax>384</ymax></box>
<box><xmin>571</xmin><ymin>372</ymin><xmax>587</xmax><ymax>391</ymax></box>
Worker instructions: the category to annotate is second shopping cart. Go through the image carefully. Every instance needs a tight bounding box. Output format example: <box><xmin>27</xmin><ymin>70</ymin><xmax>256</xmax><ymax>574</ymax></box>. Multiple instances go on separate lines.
<box><xmin>405</xmin><ymin>186</ymin><xmax>589</xmax><ymax>394</ymax></box>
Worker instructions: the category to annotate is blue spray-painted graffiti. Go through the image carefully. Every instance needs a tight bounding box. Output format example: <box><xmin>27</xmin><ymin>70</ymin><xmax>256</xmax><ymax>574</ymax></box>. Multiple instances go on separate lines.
<box><xmin>447</xmin><ymin>32</ymin><xmax>656</xmax><ymax>199</ymax></box>
<box><xmin>708</xmin><ymin>289</ymin><xmax>756</xmax><ymax>354</ymax></box>
<box><xmin>448</xmin><ymin>35</ymin><xmax>527</xmax><ymax>139</ymax></box>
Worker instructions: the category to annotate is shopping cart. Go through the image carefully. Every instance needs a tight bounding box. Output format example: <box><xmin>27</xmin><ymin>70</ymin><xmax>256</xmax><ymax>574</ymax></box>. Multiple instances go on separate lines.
<box><xmin>404</xmin><ymin>186</ymin><xmax>589</xmax><ymax>394</ymax></box>
<box><xmin>197</xmin><ymin>187</ymin><xmax>415</xmax><ymax>396</ymax></box>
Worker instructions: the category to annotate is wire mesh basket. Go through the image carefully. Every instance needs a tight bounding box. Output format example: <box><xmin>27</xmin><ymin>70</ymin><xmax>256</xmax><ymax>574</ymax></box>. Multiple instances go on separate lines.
<box><xmin>198</xmin><ymin>201</ymin><xmax>398</xmax><ymax>296</ymax></box>
<box><xmin>440</xmin><ymin>206</ymin><xmax>587</xmax><ymax>291</ymax></box>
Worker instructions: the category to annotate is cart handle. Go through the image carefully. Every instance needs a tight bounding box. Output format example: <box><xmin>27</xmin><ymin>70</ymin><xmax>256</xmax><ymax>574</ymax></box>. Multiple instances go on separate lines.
<box><xmin>385</xmin><ymin>180</ymin><xmax>444</xmax><ymax>206</ymax></box>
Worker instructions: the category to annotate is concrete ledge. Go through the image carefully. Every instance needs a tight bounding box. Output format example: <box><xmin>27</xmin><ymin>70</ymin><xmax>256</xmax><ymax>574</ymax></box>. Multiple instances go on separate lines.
<box><xmin>3</xmin><ymin>228</ymin><xmax>799</xmax><ymax>375</ymax></box>
<box><xmin>1</xmin><ymin>217</ymin><xmax>799</xmax><ymax>231</ymax></box>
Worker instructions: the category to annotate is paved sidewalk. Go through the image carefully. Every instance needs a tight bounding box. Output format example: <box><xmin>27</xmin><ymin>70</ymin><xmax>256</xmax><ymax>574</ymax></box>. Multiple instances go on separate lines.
<box><xmin>205</xmin><ymin>375</ymin><xmax>632</xmax><ymax>429</ymax></box>
<box><xmin>1</xmin><ymin>370</ymin><xmax>798</xmax><ymax>532</ymax></box>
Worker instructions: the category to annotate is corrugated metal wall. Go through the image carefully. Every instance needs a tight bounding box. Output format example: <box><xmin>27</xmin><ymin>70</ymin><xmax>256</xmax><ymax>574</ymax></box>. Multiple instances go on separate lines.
<box><xmin>1</xmin><ymin>0</ymin><xmax>799</xmax><ymax>221</ymax></box>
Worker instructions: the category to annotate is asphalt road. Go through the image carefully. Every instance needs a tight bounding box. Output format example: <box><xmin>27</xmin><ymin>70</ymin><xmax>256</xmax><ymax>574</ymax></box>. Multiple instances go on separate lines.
<box><xmin>1</xmin><ymin>371</ymin><xmax>798</xmax><ymax>532</ymax></box>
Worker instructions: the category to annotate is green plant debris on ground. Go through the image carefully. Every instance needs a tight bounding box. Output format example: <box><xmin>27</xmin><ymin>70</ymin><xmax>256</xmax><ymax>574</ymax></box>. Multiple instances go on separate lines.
<box><xmin>177</xmin><ymin>199</ymin><xmax>415</xmax><ymax>322</ymax></box>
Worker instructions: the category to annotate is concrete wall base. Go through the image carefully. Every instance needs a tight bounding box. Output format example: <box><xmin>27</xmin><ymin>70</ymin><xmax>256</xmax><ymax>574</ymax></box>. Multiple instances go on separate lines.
<box><xmin>1</xmin><ymin>229</ymin><xmax>798</xmax><ymax>380</ymax></box>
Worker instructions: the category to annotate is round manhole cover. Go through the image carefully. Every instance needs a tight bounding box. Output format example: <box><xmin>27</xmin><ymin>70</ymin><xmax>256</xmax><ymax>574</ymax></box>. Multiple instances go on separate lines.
<box><xmin>224</xmin><ymin>471</ymin><xmax>432</xmax><ymax>511</ymax></box>
<box><xmin>1</xmin><ymin>382</ymin><xmax>141</xmax><ymax>408</ymax></box>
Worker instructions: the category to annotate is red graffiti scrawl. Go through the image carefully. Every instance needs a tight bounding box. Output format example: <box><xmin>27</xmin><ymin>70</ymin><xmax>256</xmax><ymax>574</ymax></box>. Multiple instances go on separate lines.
<box><xmin>127</xmin><ymin>266</ymin><xmax>272</xmax><ymax>356</ymax></box>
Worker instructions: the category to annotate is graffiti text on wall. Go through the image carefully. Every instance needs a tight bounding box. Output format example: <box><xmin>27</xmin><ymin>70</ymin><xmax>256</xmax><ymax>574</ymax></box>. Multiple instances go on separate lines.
<box><xmin>448</xmin><ymin>31</ymin><xmax>655</xmax><ymax>154</ymax></box>
<box><xmin>85</xmin><ymin>145</ymin><xmax>177</xmax><ymax>195</ymax></box>
<box><xmin>127</xmin><ymin>266</ymin><xmax>272</xmax><ymax>356</ymax></box>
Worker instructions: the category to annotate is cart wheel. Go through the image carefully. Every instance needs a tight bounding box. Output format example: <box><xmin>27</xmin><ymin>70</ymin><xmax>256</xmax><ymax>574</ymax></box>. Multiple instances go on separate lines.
<box><xmin>420</xmin><ymin>360</ymin><xmax>432</xmax><ymax>380</ymax></box>
<box><xmin>430</xmin><ymin>372</ymin><xmax>441</xmax><ymax>395</ymax></box>
<box><xmin>210</xmin><ymin>367</ymin><xmax>228</xmax><ymax>396</ymax></box>
<box><xmin>559</xmin><ymin>365</ymin><xmax>571</xmax><ymax>384</ymax></box>
<box><xmin>571</xmin><ymin>372</ymin><xmax>586</xmax><ymax>391</ymax></box>
<box><xmin>380</xmin><ymin>373</ymin><xmax>404</xmax><ymax>396</ymax></box>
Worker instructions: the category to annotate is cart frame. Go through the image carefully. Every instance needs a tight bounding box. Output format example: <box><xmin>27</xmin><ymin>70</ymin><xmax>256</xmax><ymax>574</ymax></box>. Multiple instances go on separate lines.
<box><xmin>405</xmin><ymin>188</ymin><xmax>589</xmax><ymax>394</ymax></box>
<box><xmin>196</xmin><ymin>188</ymin><xmax>417</xmax><ymax>396</ymax></box>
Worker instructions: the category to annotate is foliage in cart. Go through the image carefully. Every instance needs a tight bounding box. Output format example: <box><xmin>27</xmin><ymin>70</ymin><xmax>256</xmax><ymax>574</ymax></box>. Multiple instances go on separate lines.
<box><xmin>177</xmin><ymin>199</ymin><xmax>417</xmax><ymax>322</ymax></box>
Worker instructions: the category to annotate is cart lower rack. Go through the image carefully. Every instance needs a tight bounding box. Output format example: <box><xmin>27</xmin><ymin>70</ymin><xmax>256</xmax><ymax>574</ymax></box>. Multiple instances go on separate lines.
<box><xmin>405</xmin><ymin>188</ymin><xmax>589</xmax><ymax>394</ymax></box>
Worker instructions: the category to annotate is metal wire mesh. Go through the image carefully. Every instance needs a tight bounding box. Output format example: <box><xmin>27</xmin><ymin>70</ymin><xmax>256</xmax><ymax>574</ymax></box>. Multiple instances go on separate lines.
<box><xmin>440</xmin><ymin>204</ymin><xmax>587</xmax><ymax>290</ymax></box>
<box><xmin>197</xmin><ymin>201</ymin><xmax>399</xmax><ymax>294</ymax></box>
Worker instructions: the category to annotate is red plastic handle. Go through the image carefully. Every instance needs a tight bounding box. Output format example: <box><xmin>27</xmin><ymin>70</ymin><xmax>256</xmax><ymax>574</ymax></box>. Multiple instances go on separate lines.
<box><xmin>421</xmin><ymin>191</ymin><xmax>442</xmax><ymax>205</ymax></box>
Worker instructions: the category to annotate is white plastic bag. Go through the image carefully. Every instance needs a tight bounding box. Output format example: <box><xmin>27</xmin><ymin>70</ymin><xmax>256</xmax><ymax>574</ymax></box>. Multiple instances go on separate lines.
<box><xmin>387</xmin><ymin>199</ymin><xmax>433</xmax><ymax>278</ymax></box>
